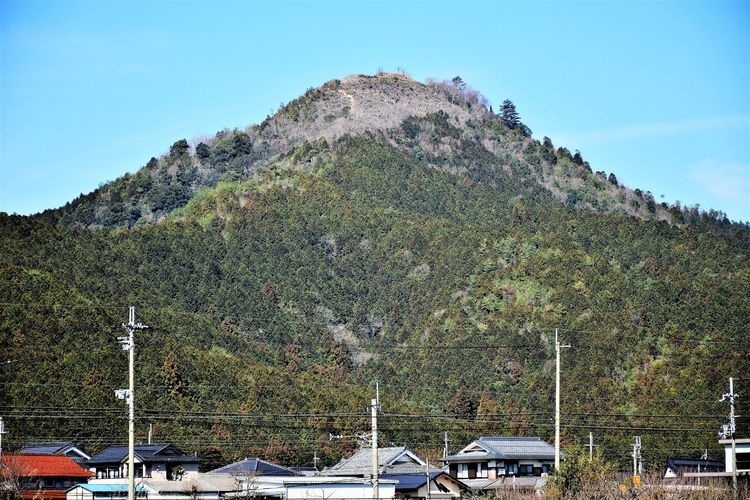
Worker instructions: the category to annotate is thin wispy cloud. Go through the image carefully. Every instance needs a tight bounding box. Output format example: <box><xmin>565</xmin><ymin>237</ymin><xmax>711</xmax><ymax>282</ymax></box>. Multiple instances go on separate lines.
<box><xmin>552</xmin><ymin>115</ymin><xmax>750</xmax><ymax>146</ymax></box>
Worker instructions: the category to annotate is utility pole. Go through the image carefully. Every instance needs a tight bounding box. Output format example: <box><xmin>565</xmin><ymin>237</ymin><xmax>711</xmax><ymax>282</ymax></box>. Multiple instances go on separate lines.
<box><xmin>631</xmin><ymin>436</ymin><xmax>642</xmax><ymax>478</ymax></box>
<box><xmin>371</xmin><ymin>382</ymin><xmax>379</xmax><ymax>500</ymax></box>
<box><xmin>588</xmin><ymin>432</ymin><xmax>593</xmax><ymax>460</ymax></box>
<box><xmin>425</xmin><ymin>458</ymin><xmax>431</xmax><ymax>500</ymax></box>
<box><xmin>443</xmin><ymin>432</ymin><xmax>449</xmax><ymax>459</ymax></box>
<box><xmin>554</xmin><ymin>328</ymin><xmax>570</xmax><ymax>471</ymax></box>
<box><xmin>0</xmin><ymin>417</ymin><xmax>5</xmax><ymax>464</ymax></box>
<box><xmin>720</xmin><ymin>377</ymin><xmax>739</xmax><ymax>498</ymax></box>
<box><xmin>116</xmin><ymin>307</ymin><xmax>148</xmax><ymax>500</ymax></box>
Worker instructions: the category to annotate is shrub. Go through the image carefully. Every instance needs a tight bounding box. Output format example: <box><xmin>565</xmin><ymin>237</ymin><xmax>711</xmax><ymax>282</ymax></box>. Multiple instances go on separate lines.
<box><xmin>544</xmin><ymin>446</ymin><xmax>614</xmax><ymax>498</ymax></box>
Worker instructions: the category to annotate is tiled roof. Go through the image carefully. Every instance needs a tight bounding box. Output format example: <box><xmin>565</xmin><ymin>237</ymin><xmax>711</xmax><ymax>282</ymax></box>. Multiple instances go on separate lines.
<box><xmin>19</xmin><ymin>442</ymin><xmax>74</xmax><ymax>454</ymax></box>
<box><xmin>87</xmin><ymin>444</ymin><xmax>200</xmax><ymax>465</ymax></box>
<box><xmin>208</xmin><ymin>458</ymin><xmax>299</xmax><ymax>476</ymax></box>
<box><xmin>380</xmin><ymin>471</ymin><xmax>443</xmax><ymax>490</ymax></box>
<box><xmin>443</xmin><ymin>436</ymin><xmax>556</xmax><ymax>462</ymax></box>
<box><xmin>479</xmin><ymin>436</ymin><xmax>556</xmax><ymax>459</ymax></box>
<box><xmin>20</xmin><ymin>442</ymin><xmax>91</xmax><ymax>461</ymax></box>
<box><xmin>324</xmin><ymin>447</ymin><xmax>406</xmax><ymax>475</ymax></box>
<box><xmin>1</xmin><ymin>454</ymin><xmax>93</xmax><ymax>478</ymax></box>
<box><xmin>20</xmin><ymin>488</ymin><xmax>68</xmax><ymax>500</ymax></box>
<box><xmin>323</xmin><ymin>447</ymin><xmax>438</xmax><ymax>476</ymax></box>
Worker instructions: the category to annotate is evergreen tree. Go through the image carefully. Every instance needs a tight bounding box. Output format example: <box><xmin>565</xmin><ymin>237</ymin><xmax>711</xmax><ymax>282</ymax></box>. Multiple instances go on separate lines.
<box><xmin>500</xmin><ymin>99</ymin><xmax>520</xmax><ymax>128</ymax></box>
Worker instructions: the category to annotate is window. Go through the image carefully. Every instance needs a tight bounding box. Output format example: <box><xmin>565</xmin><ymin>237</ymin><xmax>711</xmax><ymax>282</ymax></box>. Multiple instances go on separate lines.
<box><xmin>519</xmin><ymin>464</ymin><xmax>533</xmax><ymax>475</ymax></box>
<box><xmin>506</xmin><ymin>463</ymin><xmax>518</xmax><ymax>475</ymax></box>
<box><xmin>457</xmin><ymin>463</ymin><xmax>468</xmax><ymax>479</ymax></box>
<box><xmin>477</xmin><ymin>462</ymin><xmax>488</xmax><ymax>478</ymax></box>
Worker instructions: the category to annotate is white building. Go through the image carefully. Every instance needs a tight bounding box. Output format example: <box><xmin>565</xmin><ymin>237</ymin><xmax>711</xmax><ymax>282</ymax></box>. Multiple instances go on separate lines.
<box><xmin>720</xmin><ymin>438</ymin><xmax>750</xmax><ymax>473</ymax></box>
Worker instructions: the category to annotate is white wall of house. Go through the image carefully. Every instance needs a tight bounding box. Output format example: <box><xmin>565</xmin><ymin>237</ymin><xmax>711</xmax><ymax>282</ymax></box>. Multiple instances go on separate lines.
<box><xmin>94</xmin><ymin>462</ymin><xmax>199</xmax><ymax>481</ymax></box>
<box><xmin>724</xmin><ymin>441</ymin><xmax>750</xmax><ymax>472</ymax></box>
<box><xmin>455</xmin><ymin>459</ymin><xmax>551</xmax><ymax>480</ymax></box>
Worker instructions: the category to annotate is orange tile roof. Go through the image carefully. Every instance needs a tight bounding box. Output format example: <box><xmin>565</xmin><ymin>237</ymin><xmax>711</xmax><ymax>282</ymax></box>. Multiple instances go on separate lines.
<box><xmin>1</xmin><ymin>454</ymin><xmax>93</xmax><ymax>478</ymax></box>
<box><xmin>20</xmin><ymin>489</ymin><xmax>68</xmax><ymax>500</ymax></box>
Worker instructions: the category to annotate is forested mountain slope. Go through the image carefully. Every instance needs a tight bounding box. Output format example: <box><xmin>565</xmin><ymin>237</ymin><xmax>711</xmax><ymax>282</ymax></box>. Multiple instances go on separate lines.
<box><xmin>2</xmin><ymin>73</ymin><xmax>748</xmax><ymax>471</ymax></box>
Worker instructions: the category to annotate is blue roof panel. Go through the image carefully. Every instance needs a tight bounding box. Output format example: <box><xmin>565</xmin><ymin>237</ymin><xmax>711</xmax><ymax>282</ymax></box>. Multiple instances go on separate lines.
<box><xmin>67</xmin><ymin>484</ymin><xmax>148</xmax><ymax>493</ymax></box>
<box><xmin>380</xmin><ymin>472</ymin><xmax>442</xmax><ymax>490</ymax></box>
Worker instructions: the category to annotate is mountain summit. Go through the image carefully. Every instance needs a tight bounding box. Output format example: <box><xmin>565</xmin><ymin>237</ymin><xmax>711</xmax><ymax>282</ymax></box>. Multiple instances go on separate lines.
<box><xmin>38</xmin><ymin>72</ymin><xmax>697</xmax><ymax>230</ymax></box>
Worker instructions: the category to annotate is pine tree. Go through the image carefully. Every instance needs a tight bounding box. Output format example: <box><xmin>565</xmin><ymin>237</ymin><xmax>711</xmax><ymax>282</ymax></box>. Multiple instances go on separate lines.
<box><xmin>500</xmin><ymin>99</ymin><xmax>520</xmax><ymax>128</ymax></box>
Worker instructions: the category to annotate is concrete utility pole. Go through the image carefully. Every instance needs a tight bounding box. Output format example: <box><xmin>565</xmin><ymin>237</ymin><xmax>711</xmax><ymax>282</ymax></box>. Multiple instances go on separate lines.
<box><xmin>0</xmin><ymin>417</ymin><xmax>5</xmax><ymax>464</ymax></box>
<box><xmin>589</xmin><ymin>432</ymin><xmax>593</xmax><ymax>460</ymax></box>
<box><xmin>720</xmin><ymin>377</ymin><xmax>739</xmax><ymax>497</ymax></box>
<box><xmin>425</xmin><ymin>458</ymin><xmax>431</xmax><ymax>500</ymax></box>
<box><xmin>116</xmin><ymin>307</ymin><xmax>148</xmax><ymax>500</ymax></box>
<box><xmin>371</xmin><ymin>382</ymin><xmax>379</xmax><ymax>500</ymax></box>
<box><xmin>554</xmin><ymin>328</ymin><xmax>570</xmax><ymax>471</ymax></box>
<box><xmin>631</xmin><ymin>436</ymin><xmax>642</xmax><ymax>478</ymax></box>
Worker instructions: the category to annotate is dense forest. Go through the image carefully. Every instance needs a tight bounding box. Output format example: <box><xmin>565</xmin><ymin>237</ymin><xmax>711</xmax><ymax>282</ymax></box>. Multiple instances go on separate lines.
<box><xmin>1</xmin><ymin>73</ymin><xmax>748</xmax><ymax>473</ymax></box>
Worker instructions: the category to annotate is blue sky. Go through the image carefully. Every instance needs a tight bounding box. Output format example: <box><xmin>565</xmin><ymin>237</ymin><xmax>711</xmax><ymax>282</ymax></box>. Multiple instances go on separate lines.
<box><xmin>1</xmin><ymin>0</ymin><xmax>748</xmax><ymax>221</ymax></box>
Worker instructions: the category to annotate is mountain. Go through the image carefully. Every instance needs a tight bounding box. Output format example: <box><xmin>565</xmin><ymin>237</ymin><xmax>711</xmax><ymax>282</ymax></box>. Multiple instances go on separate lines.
<box><xmin>2</xmin><ymin>73</ymin><xmax>748</xmax><ymax>471</ymax></box>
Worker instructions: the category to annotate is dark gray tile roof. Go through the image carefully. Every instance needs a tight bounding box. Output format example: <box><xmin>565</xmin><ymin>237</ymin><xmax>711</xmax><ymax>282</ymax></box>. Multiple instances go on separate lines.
<box><xmin>208</xmin><ymin>458</ymin><xmax>299</xmax><ymax>476</ymax></box>
<box><xmin>380</xmin><ymin>471</ymin><xmax>444</xmax><ymax>490</ymax></box>
<box><xmin>87</xmin><ymin>444</ymin><xmax>200</xmax><ymax>465</ymax></box>
<box><xmin>21</xmin><ymin>442</ymin><xmax>91</xmax><ymax>461</ymax></box>
<box><xmin>323</xmin><ymin>447</ymin><xmax>440</xmax><ymax>476</ymax></box>
<box><xmin>443</xmin><ymin>436</ymin><xmax>556</xmax><ymax>462</ymax></box>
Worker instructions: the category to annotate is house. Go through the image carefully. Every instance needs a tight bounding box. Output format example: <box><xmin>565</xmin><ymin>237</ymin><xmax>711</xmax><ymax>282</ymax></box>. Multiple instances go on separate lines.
<box><xmin>664</xmin><ymin>457</ymin><xmax>724</xmax><ymax>478</ymax></box>
<box><xmin>214</xmin><ymin>474</ymin><xmax>397</xmax><ymax>499</ymax></box>
<box><xmin>380</xmin><ymin>472</ymin><xmax>464</xmax><ymax>499</ymax></box>
<box><xmin>19</xmin><ymin>442</ymin><xmax>92</xmax><ymax>464</ymax></box>
<box><xmin>134</xmin><ymin>475</ymin><xmax>238</xmax><ymax>500</ymax></box>
<box><xmin>283</xmin><ymin>478</ymin><xmax>397</xmax><ymax>499</ymax></box>
<box><xmin>208</xmin><ymin>457</ymin><xmax>299</xmax><ymax>477</ymax></box>
<box><xmin>322</xmin><ymin>446</ymin><xmax>465</xmax><ymax>498</ymax></box>
<box><xmin>680</xmin><ymin>438</ymin><xmax>750</xmax><ymax>488</ymax></box>
<box><xmin>206</xmin><ymin>457</ymin><xmax>299</xmax><ymax>499</ymax></box>
<box><xmin>441</xmin><ymin>436</ymin><xmax>555</xmax><ymax>493</ymax></box>
<box><xmin>323</xmin><ymin>446</ymin><xmax>434</xmax><ymax>476</ymax></box>
<box><xmin>74</xmin><ymin>475</ymin><xmax>238</xmax><ymax>500</ymax></box>
<box><xmin>720</xmin><ymin>438</ymin><xmax>750</xmax><ymax>473</ymax></box>
<box><xmin>86</xmin><ymin>444</ymin><xmax>200</xmax><ymax>480</ymax></box>
<box><xmin>65</xmin><ymin>483</ymin><xmax>148</xmax><ymax>500</ymax></box>
<box><xmin>1</xmin><ymin>453</ymin><xmax>94</xmax><ymax>500</ymax></box>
